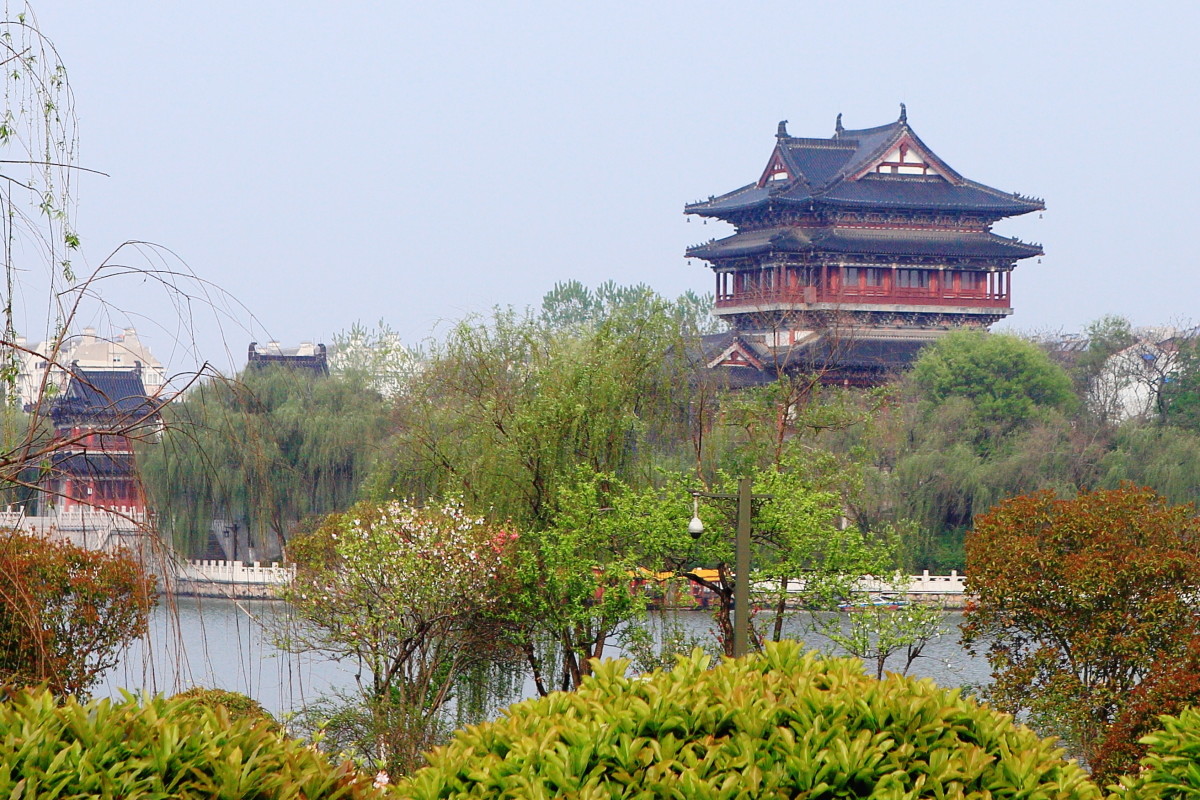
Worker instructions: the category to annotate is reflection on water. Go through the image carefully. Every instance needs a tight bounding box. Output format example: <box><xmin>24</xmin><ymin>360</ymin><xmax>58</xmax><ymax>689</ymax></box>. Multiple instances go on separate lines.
<box><xmin>102</xmin><ymin>598</ymin><xmax>991</xmax><ymax>718</ymax></box>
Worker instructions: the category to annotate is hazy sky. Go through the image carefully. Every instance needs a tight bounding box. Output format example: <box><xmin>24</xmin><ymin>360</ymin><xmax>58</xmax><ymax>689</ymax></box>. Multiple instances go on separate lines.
<box><xmin>27</xmin><ymin>2</ymin><xmax>1200</xmax><ymax>374</ymax></box>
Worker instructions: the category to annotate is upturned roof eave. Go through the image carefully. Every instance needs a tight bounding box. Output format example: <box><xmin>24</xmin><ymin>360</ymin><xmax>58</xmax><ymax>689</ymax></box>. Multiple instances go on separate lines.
<box><xmin>686</xmin><ymin>228</ymin><xmax>1044</xmax><ymax>261</ymax></box>
<box><xmin>686</xmin><ymin>114</ymin><xmax>1044</xmax><ymax>220</ymax></box>
<box><xmin>812</xmin><ymin>192</ymin><xmax>1043</xmax><ymax>218</ymax></box>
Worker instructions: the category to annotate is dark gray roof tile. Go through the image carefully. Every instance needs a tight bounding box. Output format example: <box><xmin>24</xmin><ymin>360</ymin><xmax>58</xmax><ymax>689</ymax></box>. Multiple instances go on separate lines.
<box><xmin>685</xmin><ymin>116</ymin><xmax>1042</xmax><ymax>220</ymax></box>
<box><xmin>687</xmin><ymin>226</ymin><xmax>1041</xmax><ymax>260</ymax></box>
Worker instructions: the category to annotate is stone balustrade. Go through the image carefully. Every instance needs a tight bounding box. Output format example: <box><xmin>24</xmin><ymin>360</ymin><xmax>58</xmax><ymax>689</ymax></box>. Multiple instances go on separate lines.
<box><xmin>178</xmin><ymin>559</ymin><xmax>295</xmax><ymax>585</ymax></box>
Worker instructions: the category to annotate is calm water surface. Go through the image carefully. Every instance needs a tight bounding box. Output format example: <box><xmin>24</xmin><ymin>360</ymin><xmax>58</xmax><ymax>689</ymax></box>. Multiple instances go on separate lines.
<box><xmin>102</xmin><ymin>598</ymin><xmax>991</xmax><ymax>718</ymax></box>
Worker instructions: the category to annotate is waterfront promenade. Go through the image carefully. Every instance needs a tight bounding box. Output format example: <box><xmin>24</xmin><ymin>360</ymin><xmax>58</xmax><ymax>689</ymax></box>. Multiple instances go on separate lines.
<box><xmin>4</xmin><ymin>506</ymin><xmax>970</xmax><ymax>603</ymax></box>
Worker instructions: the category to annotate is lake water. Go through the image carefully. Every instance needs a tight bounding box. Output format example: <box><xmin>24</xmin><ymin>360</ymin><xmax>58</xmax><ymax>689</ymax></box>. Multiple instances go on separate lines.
<box><xmin>101</xmin><ymin>597</ymin><xmax>992</xmax><ymax>718</ymax></box>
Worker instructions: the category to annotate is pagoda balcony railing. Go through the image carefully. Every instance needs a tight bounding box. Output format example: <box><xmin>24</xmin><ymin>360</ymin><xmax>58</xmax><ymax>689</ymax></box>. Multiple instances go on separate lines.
<box><xmin>715</xmin><ymin>286</ymin><xmax>1009</xmax><ymax>310</ymax></box>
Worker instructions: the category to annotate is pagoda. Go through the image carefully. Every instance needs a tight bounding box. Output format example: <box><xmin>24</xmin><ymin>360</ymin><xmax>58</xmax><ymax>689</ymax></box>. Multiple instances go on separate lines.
<box><xmin>38</xmin><ymin>367</ymin><xmax>160</xmax><ymax>513</ymax></box>
<box><xmin>686</xmin><ymin>106</ymin><xmax>1044</xmax><ymax>384</ymax></box>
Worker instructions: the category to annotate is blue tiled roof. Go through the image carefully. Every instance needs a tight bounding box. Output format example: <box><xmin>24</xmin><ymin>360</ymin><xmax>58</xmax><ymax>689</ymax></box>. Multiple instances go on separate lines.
<box><xmin>687</xmin><ymin>226</ymin><xmax>1042</xmax><ymax>260</ymax></box>
<box><xmin>46</xmin><ymin>368</ymin><xmax>158</xmax><ymax>425</ymax></box>
<box><xmin>821</xmin><ymin>175</ymin><xmax>1041</xmax><ymax>213</ymax></box>
<box><xmin>685</xmin><ymin>117</ymin><xmax>1043</xmax><ymax>219</ymax></box>
<box><xmin>698</xmin><ymin>330</ymin><xmax>934</xmax><ymax>383</ymax></box>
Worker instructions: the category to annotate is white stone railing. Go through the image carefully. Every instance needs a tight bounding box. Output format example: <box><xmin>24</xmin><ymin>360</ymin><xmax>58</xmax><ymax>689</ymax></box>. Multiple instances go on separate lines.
<box><xmin>905</xmin><ymin>570</ymin><xmax>967</xmax><ymax>594</ymax></box>
<box><xmin>857</xmin><ymin>571</ymin><xmax>966</xmax><ymax>595</ymax></box>
<box><xmin>769</xmin><ymin>572</ymin><xmax>967</xmax><ymax>596</ymax></box>
<box><xmin>178</xmin><ymin>559</ymin><xmax>295</xmax><ymax>586</ymax></box>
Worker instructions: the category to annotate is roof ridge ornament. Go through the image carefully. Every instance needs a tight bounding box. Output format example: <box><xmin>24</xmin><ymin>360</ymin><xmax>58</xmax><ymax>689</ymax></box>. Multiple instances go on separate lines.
<box><xmin>835</xmin><ymin>113</ymin><xmax>844</xmax><ymax>137</ymax></box>
<box><xmin>899</xmin><ymin>103</ymin><xmax>907</xmax><ymax>123</ymax></box>
<box><xmin>776</xmin><ymin>120</ymin><xmax>789</xmax><ymax>138</ymax></box>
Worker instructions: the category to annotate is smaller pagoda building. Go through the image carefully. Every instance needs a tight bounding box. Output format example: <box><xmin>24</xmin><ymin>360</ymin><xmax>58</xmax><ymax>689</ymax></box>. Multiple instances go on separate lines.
<box><xmin>685</xmin><ymin>107</ymin><xmax>1044</xmax><ymax>384</ymax></box>
<box><xmin>247</xmin><ymin>341</ymin><xmax>329</xmax><ymax>375</ymax></box>
<box><xmin>37</xmin><ymin>367</ymin><xmax>160</xmax><ymax>513</ymax></box>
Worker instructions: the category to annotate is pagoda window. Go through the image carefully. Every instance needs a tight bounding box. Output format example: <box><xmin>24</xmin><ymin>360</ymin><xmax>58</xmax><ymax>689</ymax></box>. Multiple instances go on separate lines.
<box><xmin>895</xmin><ymin>269</ymin><xmax>930</xmax><ymax>289</ymax></box>
<box><xmin>795</xmin><ymin>267</ymin><xmax>818</xmax><ymax>287</ymax></box>
<box><xmin>864</xmin><ymin>268</ymin><xmax>883</xmax><ymax>287</ymax></box>
<box><xmin>959</xmin><ymin>271</ymin><xmax>982</xmax><ymax>291</ymax></box>
<box><xmin>843</xmin><ymin>267</ymin><xmax>861</xmax><ymax>289</ymax></box>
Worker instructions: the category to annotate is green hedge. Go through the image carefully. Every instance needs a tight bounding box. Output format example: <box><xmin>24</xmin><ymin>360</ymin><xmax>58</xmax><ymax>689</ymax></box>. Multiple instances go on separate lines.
<box><xmin>0</xmin><ymin>687</ymin><xmax>381</xmax><ymax>799</ymax></box>
<box><xmin>398</xmin><ymin>641</ymin><xmax>1098</xmax><ymax>799</ymax></box>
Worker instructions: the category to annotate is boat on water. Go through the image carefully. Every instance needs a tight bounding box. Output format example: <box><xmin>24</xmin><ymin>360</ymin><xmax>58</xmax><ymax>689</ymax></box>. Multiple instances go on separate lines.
<box><xmin>837</xmin><ymin>595</ymin><xmax>908</xmax><ymax>612</ymax></box>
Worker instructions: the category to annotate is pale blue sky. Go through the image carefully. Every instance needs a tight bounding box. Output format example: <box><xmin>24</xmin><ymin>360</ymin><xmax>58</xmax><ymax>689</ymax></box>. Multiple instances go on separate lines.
<box><xmin>30</xmin><ymin>1</ymin><xmax>1200</xmax><ymax>373</ymax></box>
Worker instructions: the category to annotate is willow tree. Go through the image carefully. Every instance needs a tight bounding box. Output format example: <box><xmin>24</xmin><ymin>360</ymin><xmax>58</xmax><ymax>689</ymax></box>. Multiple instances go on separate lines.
<box><xmin>0</xmin><ymin>6</ymin><xmax>216</xmax><ymax>519</ymax></box>
<box><xmin>374</xmin><ymin>290</ymin><xmax>697</xmax><ymax>529</ymax></box>
<box><xmin>140</xmin><ymin>367</ymin><xmax>390</xmax><ymax>558</ymax></box>
<box><xmin>0</xmin><ymin>7</ymin><xmax>91</xmax><ymax>489</ymax></box>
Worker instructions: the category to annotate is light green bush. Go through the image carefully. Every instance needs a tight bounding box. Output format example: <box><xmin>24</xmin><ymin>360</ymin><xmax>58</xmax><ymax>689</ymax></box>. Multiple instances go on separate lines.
<box><xmin>1115</xmin><ymin>706</ymin><xmax>1200</xmax><ymax>800</ymax></box>
<box><xmin>398</xmin><ymin>641</ymin><xmax>1099</xmax><ymax>799</ymax></box>
<box><xmin>172</xmin><ymin>685</ymin><xmax>282</xmax><ymax>732</ymax></box>
<box><xmin>0</xmin><ymin>687</ymin><xmax>381</xmax><ymax>799</ymax></box>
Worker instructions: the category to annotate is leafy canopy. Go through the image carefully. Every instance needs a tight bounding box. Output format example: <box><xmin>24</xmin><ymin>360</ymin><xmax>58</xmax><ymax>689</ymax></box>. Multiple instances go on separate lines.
<box><xmin>961</xmin><ymin>484</ymin><xmax>1200</xmax><ymax>763</ymax></box>
<box><xmin>911</xmin><ymin>330</ymin><xmax>1076</xmax><ymax>431</ymax></box>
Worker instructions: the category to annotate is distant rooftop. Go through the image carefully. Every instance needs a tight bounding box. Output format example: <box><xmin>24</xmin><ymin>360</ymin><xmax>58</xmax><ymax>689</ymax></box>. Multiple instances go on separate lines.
<box><xmin>247</xmin><ymin>341</ymin><xmax>329</xmax><ymax>375</ymax></box>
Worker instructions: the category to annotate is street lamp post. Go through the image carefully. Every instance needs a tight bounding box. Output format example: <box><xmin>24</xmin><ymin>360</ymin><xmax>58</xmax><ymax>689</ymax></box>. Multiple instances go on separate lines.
<box><xmin>689</xmin><ymin>477</ymin><xmax>770</xmax><ymax>658</ymax></box>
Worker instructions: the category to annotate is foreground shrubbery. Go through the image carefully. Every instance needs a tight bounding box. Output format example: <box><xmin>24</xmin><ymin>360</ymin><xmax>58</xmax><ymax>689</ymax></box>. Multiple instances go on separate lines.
<box><xmin>0</xmin><ymin>687</ymin><xmax>382</xmax><ymax>799</ymax></box>
<box><xmin>397</xmin><ymin>641</ymin><xmax>1099</xmax><ymax>799</ymax></box>
<box><xmin>1117</xmin><ymin>707</ymin><xmax>1200</xmax><ymax>799</ymax></box>
<box><xmin>172</xmin><ymin>685</ymin><xmax>283</xmax><ymax>733</ymax></box>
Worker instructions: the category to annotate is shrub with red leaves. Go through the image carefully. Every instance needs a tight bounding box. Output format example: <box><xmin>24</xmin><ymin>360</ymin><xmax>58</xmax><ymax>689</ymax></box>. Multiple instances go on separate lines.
<box><xmin>962</xmin><ymin>484</ymin><xmax>1200</xmax><ymax>765</ymax></box>
<box><xmin>0</xmin><ymin>529</ymin><xmax>155</xmax><ymax>695</ymax></box>
<box><xmin>1091</xmin><ymin>637</ymin><xmax>1200</xmax><ymax>786</ymax></box>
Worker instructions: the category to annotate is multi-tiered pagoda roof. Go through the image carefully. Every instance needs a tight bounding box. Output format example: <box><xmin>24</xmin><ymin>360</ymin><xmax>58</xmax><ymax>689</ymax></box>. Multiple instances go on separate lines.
<box><xmin>686</xmin><ymin>107</ymin><xmax>1044</xmax><ymax>385</ymax></box>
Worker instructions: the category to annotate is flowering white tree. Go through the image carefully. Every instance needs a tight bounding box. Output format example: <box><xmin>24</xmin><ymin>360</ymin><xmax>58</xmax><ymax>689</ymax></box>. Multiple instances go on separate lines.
<box><xmin>280</xmin><ymin>500</ymin><xmax>519</xmax><ymax>773</ymax></box>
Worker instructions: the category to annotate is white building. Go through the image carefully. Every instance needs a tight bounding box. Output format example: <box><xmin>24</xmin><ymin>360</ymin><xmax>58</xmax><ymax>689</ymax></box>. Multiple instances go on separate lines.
<box><xmin>15</xmin><ymin>327</ymin><xmax>168</xmax><ymax>409</ymax></box>
<box><xmin>1092</xmin><ymin>328</ymin><xmax>1188</xmax><ymax>422</ymax></box>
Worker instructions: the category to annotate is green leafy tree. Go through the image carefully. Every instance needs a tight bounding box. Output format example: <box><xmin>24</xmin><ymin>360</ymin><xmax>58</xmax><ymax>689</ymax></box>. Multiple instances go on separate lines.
<box><xmin>375</xmin><ymin>292</ymin><xmax>693</xmax><ymax>529</ymax></box>
<box><xmin>504</xmin><ymin>470</ymin><xmax>693</xmax><ymax>695</ymax></box>
<box><xmin>280</xmin><ymin>499</ymin><xmax>520</xmax><ymax>774</ymax></box>
<box><xmin>0</xmin><ymin>529</ymin><xmax>155</xmax><ymax>696</ymax></box>
<box><xmin>1098</xmin><ymin>422</ymin><xmax>1200</xmax><ymax>508</ymax></box>
<box><xmin>816</xmin><ymin>601</ymin><xmax>947</xmax><ymax>680</ymax></box>
<box><xmin>961</xmin><ymin>485</ymin><xmax>1200</xmax><ymax>763</ymax></box>
<box><xmin>364</xmin><ymin>290</ymin><xmax>714</xmax><ymax>696</ymax></box>
<box><xmin>540</xmin><ymin>279</ymin><xmax>720</xmax><ymax>334</ymax></box>
<box><xmin>1160</xmin><ymin>337</ymin><xmax>1200</xmax><ymax>429</ymax></box>
<box><xmin>911</xmin><ymin>330</ymin><xmax>1077</xmax><ymax>439</ymax></box>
